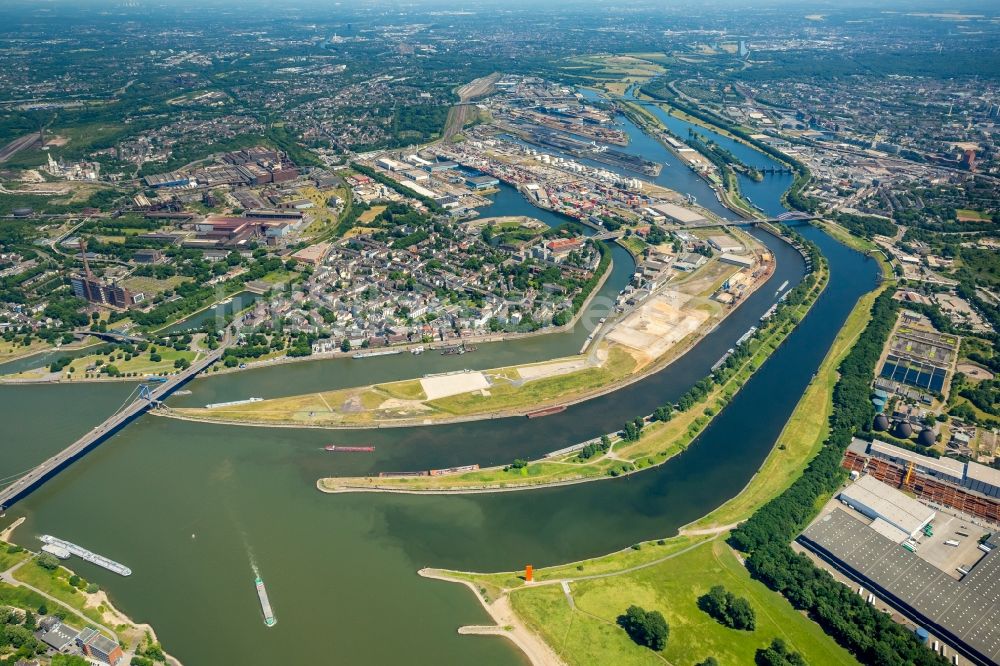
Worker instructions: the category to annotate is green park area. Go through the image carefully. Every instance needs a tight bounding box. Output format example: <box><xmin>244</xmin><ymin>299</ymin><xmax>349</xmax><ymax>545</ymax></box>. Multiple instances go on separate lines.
<box><xmin>0</xmin><ymin>538</ymin><xmax>167</xmax><ymax>658</ymax></box>
<box><xmin>2</xmin><ymin>345</ymin><xmax>199</xmax><ymax>381</ymax></box>
<box><xmin>505</xmin><ymin>539</ymin><xmax>855</xmax><ymax>666</ymax></box>
<box><xmin>170</xmin><ymin>344</ymin><xmax>641</xmax><ymax>427</ymax></box>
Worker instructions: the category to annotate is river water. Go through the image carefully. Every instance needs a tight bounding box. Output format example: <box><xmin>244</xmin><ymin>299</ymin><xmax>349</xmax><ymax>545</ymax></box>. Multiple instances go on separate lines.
<box><xmin>0</xmin><ymin>96</ymin><xmax>881</xmax><ymax>665</ymax></box>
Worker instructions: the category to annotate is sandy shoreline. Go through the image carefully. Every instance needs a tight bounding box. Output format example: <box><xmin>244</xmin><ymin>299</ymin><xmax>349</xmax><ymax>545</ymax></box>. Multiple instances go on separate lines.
<box><xmin>418</xmin><ymin>568</ymin><xmax>566</xmax><ymax>666</ymax></box>
<box><xmin>0</xmin><ymin>517</ymin><xmax>184</xmax><ymax>666</ymax></box>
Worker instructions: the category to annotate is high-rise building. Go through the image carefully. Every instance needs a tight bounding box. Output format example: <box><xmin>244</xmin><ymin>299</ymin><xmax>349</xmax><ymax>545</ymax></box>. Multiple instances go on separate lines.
<box><xmin>71</xmin><ymin>240</ymin><xmax>144</xmax><ymax>309</ymax></box>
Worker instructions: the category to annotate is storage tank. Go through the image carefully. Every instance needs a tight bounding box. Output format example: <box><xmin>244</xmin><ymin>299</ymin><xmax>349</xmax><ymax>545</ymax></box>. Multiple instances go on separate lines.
<box><xmin>917</xmin><ymin>428</ymin><xmax>936</xmax><ymax>447</ymax></box>
<box><xmin>874</xmin><ymin>414</ymin><xmax>890</xmax><ymax>431</ymax></box>
<box><xmin>893</xmin><ymin>421</ymin><xmax>913</xmax><ymax>439</ymax></box>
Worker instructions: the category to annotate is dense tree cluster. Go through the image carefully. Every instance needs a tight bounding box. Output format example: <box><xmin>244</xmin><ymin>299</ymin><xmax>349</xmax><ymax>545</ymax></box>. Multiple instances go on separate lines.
<box><xmin>578</xmin><ymin>435</ymin><xmax>611</xmax><ymax>460</ymax></box>
<box><xmin>698</xmin><ymin>585</ymin><xmax>756</xmax><ymax>630</ymax></box>
<box><xmin>833</xmin><ymin>212</ymin><xmax>896</xmax><ymax>239</ymax></box>
<box><xmin>754</xmin><ymin>638</ymin><xmax>806</xmax><ymax>666</ymax></box>
<box><xmin>616</xmin><ymin>605</ymin><xmax>669</xmax><ymax>651</ymax></box>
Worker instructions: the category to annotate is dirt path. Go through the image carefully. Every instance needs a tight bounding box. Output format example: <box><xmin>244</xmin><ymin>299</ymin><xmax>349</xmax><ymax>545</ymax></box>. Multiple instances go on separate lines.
<box><xmin>0</xmin><ymin>517</ymin><xmax>25</xmax><ymax>542</ymax></box>
<box><xmin>679</xmin><ymin>522</ymin><xmax>741</xmax><ymax>536</ymax></box>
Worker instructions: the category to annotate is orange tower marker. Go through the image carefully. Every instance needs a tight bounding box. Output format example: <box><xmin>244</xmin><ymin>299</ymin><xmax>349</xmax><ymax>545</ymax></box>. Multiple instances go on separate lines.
<box><xmin>525</xmin><ymin>565</ymin><xmax>533</xmax><ymax>582</ymax></box>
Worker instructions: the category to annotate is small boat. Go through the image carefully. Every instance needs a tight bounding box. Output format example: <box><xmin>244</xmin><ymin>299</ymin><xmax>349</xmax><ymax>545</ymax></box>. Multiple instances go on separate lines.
<box><xmin>325</xmin><ymin>445</ymin><xmax>375</xmax><ymax>452</ymax></box>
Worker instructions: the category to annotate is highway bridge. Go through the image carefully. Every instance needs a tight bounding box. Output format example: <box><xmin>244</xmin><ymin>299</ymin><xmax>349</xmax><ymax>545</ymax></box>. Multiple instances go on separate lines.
<box><xmin>0</xmin><ymin>345</ymin><xmax>226</xmax><ymax>511</ymax></box>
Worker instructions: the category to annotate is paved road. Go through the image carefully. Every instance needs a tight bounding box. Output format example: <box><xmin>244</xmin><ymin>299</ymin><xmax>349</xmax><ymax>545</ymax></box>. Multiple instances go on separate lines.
<box><xmin>1</xmin><ymin>559</ymin><xmax>121</xmax><ymax>641</ymax></box>
<box><xmin>0</xmin><ymin>132</ymin><xmax>41</xmax><ymax>163</ymax></box>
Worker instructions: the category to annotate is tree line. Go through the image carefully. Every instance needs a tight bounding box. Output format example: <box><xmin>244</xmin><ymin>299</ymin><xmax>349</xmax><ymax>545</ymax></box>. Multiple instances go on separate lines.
<box><xmin>729</xmin><ymin>290</ymin><xmax>948</xmax><ymax>665</ymax></box>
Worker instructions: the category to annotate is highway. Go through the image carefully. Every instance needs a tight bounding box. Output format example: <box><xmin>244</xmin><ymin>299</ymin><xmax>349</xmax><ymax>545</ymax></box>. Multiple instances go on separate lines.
<box><xmin>0</xmin><ymin>132</ymin><xmax>41</xmax><ymax>164</ymax></box>
<box><xmin>0</xmin><ymin>344</ymin><xmax>227</xmax><ymax>511</ymax></box>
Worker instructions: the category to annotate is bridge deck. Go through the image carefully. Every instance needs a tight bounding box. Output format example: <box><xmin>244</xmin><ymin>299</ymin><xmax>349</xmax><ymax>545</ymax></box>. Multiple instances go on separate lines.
<box><xmin>0</xmin><ymin>347</ymin><xmax>224</xmax><ymax>510</ymax></box>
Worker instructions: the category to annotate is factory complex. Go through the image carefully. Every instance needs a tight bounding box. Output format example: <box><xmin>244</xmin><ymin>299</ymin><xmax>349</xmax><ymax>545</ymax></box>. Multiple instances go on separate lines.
<box><xmin>845</xmin><ymin>438</ymin><xmax>1000</xmax><ymax>523</ymax></box>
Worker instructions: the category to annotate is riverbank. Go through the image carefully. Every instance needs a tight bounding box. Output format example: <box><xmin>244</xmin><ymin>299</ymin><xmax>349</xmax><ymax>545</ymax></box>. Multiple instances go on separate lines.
<box><xmin>317</xmin><ymin>241</ymin><xmax>823</xmax><ymax>493</ymax></box>
<box><xmin>620</xmin><ymin>99</ymin><xmax>758</xmax><ymax>218</ymax></box>
<box><xmin>0</xmin><ymin>520</ymin><xmax>181</xmax><ymax>666</ymax></box>
<box><xmin>423</xmin><ymin>227</ymin><xmax>884</xmax><ymax>666</ymax></box>
<box><xmin>160</xmin><ymin>242</ymin><xmax>771</xmax><ymax>429</ymax></box>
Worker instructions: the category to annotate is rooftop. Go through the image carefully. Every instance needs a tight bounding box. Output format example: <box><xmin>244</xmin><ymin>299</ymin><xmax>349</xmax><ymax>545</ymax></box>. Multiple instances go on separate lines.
<box><xmin>800</xmin><ymin>508</ymin><xmax>1000</xmax><ymax>665</ymax></box>
<box><xmin>839</xmin><ymin>474</ymin><xmax>936</xmax><ymax>536</ymax></box>
<box><xmin>868</xmin><ymin>439</ymin><xmax>965</xmax><ymax>480</ymax></box>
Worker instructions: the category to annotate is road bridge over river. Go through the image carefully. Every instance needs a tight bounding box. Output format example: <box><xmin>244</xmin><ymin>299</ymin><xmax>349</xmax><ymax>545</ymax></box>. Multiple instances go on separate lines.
<box><xmin>0</xmin><ymin>345</ymin><xmax>226</xmax><ymax>511</ymax></box>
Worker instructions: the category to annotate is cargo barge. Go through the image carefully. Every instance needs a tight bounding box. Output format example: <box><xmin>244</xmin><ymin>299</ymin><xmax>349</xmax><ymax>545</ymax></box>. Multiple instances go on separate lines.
<box><xmin>205</xmin><ymin>397</ymin><xmax>262</xmax><ymax>409</ymax></box>
<box><xmin>517</xmin><ymin>127</ymin><xmax>662</xmax><ymax>176</ymax></box>
<box><xmin>324</xmin><ymin>445</ymin><xmax>375</xmax><ymax>452</ymax></box>
<box><xmin>352</xmin><ymin>349</ymin><xmax>402</xmax><ymax>359</ymax></box>
<box><xmin>441</xmin><ymin>344</ymin><xmax>477</xmax><ymax>356</ymax></box>
<box><xmin>735</xmin><ymin>326</ymin><xmax>757</xmax><ymax>347</ymax></box>
<box><xmin>255</xmin><ymin>576</ymin><xmax>276</xmax><ymax>627</ymax></box>
<box><xmin>526</xmin><ymin>405</ymin><xmax>567</xmax><ymax>418</ymax></box>
<box><xmin>39</xmin><ymin>535</ymin><xmax>131</xmax><ymax>576</ymax></box>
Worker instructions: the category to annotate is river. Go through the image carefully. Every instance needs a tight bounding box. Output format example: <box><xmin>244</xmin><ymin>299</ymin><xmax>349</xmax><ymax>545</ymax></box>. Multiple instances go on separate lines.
<box><xmin>0</xmin><ymin>95</ymin><xmax>880</xmax><ymax>665</ymax></box>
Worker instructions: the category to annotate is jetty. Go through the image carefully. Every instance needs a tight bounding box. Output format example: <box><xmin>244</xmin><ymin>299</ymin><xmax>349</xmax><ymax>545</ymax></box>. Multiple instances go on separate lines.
<box><xmin>39</xmin><ymin>535</ymin><xmax>131</xmax><ymax>576</ymax></box>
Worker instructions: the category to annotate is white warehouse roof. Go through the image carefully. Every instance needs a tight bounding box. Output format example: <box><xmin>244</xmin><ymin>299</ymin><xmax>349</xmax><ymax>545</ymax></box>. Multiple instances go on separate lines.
<box><xmin>839</xmin><ymin>475</ymin><xmax>936</xmax><ymax>538</ymax></box>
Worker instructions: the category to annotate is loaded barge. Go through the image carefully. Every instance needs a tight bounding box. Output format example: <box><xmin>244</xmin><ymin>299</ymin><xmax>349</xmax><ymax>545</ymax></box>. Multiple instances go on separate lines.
<box><xmin>353</xmin><ymin>349</ymin><xmax>402</xmax><ymax>359</ymax></box>
<box><xmin>527</xmin><ymin>405</ymin><xmax>567</xmax><ymax>418</ymax></box>
<box><xmin>39</xmin><ymin>535</ymin><xmax>131</xmax><ymax>576</ymax></box>
<box><xmin>440</xmin><ymin>344</ymin><xmax>477</xmax><ymax>356</ymax></box>
<box><xmin>255</xmin><ymin>576</ymin><xmax>276</xmax><ymax>627</ymax></box>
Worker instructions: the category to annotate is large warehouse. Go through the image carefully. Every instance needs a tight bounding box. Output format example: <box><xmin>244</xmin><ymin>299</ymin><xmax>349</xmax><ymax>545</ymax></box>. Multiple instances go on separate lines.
<box><xmin>838</xmin><ymin>475</ymin><xmax>936</xmax><ymax>542</ymax></box>
<box><xmin>800</xmin><ymin>509</ymin><xmax>1000</xmax><ymax>666</ymax></box>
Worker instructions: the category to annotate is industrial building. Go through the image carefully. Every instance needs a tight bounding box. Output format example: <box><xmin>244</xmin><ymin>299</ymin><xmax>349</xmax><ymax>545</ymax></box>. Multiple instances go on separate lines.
<box><xmin>142</xmin><ymin>171</ymin><xmax>190</xmax><ymax>188</ymax></box>
<box><xmin>77</xmin><ymin>627</ymin><xmax>125</xmax><ymax>665</ymax></box>
<box><xmin>844</xmin><ymin>439</ymin><xmax>1000</xmax><ymax>523</ymax></box>
<box><xmin>71</xmin><ymin>275</ymin><xmax>143</xmax><ymax>309</ymax></box>
<box><xmin>800</xmin><ymin>508</ymin><xmax>1000</xmax><ymax>666</ymax></box>
<box><xmin>719</xmin><ymin>252</ymin><xmax>755</xmax><ymax>268</ymax></box>
<box><xmin>838</xmin><ymin>475</ymin><xmax>936</xmax><ymax>542</ymax></box>
<box><xmin>707</xmin><ymin>234</ymin><xmax>743</xmax><ymax>253</ymax></box>
<box><xmin>647</xmin><ymin>202</ymin><xmax>708</xmax><ymax>225</ymax></box>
